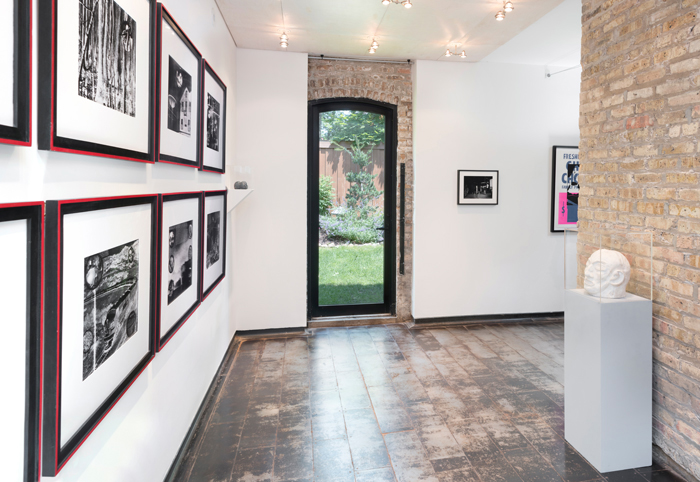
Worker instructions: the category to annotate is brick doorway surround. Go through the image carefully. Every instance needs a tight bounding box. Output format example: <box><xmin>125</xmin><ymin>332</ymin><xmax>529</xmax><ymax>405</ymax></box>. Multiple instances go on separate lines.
<box><xmin>308</xmin><ymin>59</ymin><xmax>414</xmax><ymax>322</ymax></box>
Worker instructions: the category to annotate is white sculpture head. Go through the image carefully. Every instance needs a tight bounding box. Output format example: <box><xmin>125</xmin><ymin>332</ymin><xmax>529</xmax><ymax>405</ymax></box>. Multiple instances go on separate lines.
<box><xmin>584</xmin><ymin>249</ymin><xmax>631</xmax><ymax>299</ymax></box>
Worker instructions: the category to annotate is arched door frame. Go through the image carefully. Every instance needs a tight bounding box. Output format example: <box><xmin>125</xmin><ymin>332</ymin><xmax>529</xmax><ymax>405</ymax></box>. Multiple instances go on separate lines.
<box><xmin>307</xmin><ymin>97</ymin><xmax>398</xmax><ymax>318</ymax></box>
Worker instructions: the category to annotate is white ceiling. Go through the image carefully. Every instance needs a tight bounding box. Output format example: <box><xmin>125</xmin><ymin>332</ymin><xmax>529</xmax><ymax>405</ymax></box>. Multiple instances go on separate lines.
<box><xmin>483</xmin><ymin>0</ymin><xmax>581</xmax><ymax>67</ymax></box>
<box><xmin>216</xmin><ymin>0</ymin><xmax>579</xmax><ymax>62</ymax></box>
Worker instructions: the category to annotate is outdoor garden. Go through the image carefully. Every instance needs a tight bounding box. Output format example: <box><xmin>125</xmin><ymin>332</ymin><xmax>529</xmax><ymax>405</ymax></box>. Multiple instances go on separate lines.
<box><xmin>318</xmin><ymin>110</ymin><xmax>386</xmax><ymax>306</ymax></box>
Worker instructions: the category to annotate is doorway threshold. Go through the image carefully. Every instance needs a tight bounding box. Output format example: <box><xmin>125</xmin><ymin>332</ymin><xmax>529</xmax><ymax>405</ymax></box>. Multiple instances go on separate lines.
<box><xmin>308</xmin><ymin>314</ymin><xmax>398</xmax><ymax>328</ymax></box>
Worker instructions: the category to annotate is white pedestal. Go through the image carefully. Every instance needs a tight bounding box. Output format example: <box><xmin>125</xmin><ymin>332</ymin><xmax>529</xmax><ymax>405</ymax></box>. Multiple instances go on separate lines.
<box><xmin>565</xmin><ymin>289</ymin><xmax>652</xmax><ymax>473</ymax></box>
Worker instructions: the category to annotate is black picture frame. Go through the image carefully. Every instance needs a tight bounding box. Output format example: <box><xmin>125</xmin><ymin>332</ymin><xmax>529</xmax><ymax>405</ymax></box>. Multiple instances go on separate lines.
<box><xmin>201</xmin><ymin>189</ymin><xmax>227</xmax><ymax>300</ymax></box>
<box><xmin>42</xmin><ymin>195</ymin><xmax>158</xmax><ymax>476</ymax></box>
<box><xmin>199</xmin><ymin>60</ymin><xmax>226</xmax><ymax>174</ymax></box>
<box><xmin>550</xmin><ymin>145</ymin><xmax>580</xmax><ymax>233</ymax></box>
<box><xmin>155</xmin><ymin>4</ymin><xmax>203</xmax><ymax>168</ymax></box>
<box><xmin>38</xmin><ymin>0</ymin><xmax>156</xmax><ymax>163</ymax></box>
<box><xmin>0</xmin><ymin>202</ymin><xmax>43</xmax><ymax>481</ymax></box>
<box><xmin>157</xmin><ymin>191</ymin><xmax>203</xmax><ymax>351</ymax></box>
<box><xmin>0</xmin><ymin>0</ymin><xmax>31</xmax><ymax>145</ymax></box>
<box><xmin>457</xmin><ymin>170</ymin><xmax>499</xmax><ymax>205</ymax></box>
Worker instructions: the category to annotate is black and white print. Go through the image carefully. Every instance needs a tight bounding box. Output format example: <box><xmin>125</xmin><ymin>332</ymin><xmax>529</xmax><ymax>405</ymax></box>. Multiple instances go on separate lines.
<box><xmin>206</xmin><ymin>94</ymin><xmax>220</xmax><ymax>151</ymax></box>
<box><xmin>83</xmin><ymin>240</ymin><xmax>139</xmax><ymax>380</ymax></box>
<box><xmin>206</xmin><ymin>211</ymin><xmax>220</xmax><ymax>268</ymax></box>
<box><xmin>463</xmin><ymin>176</ymin><xmax>493</xmax><ymax>199</ymax></box>
<box><xmin>167</xmin><ymin>220</ymin><xmax>193</xmax><ymax>304</ymax></box>
<box><xmin>167</xmin><ymin>56</ymin><xmax>192</xmax><ymax>136</ymax></box>
<box><xmin>78</xmin><ymin>0</ymin><xmax>137</xmax><ymax>117</ymax></box>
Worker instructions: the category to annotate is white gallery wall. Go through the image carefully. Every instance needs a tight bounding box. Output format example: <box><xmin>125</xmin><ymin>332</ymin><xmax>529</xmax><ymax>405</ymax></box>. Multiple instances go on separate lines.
<box><xmin>233</xmin><ymin>49</ymin><xmax>308</xmax><ymax>331</ymax></box>
<box><xmin>0</xmin><ymin>0</ymin><xmax>237</xmax><ymax>480</ymax></box>
<box><xmin>411</xmin><ymin>60</ymin><xmax>581</xmax><ymax>319</ymax></box>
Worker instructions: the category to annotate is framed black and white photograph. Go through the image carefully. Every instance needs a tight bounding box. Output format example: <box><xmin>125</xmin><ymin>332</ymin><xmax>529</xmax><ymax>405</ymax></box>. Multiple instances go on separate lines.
<box><xmin>0</xmin><ymin>202</ymin><xmax>43</xmax><ymax>482</ymax></box>
<box><xmin>157</xmin><ymin>192</ymin><xmax>203</xmax><ymax>350</ymax></box>
<box><xmin>155</xmin><ymin>5</ymin><xmax>202</xmax><ymax>168</ymax></box>
<box><xmin>550</xmin><ymin>145</ymin><xmax>580</xmax><ymax>232</ymax></box>
<box><xmin>457</xmin><ymin>170</ymin><xmax>499</xmax><ymax>205</ymax></box>
<box><xmin>200</xmin><ymin>60</ymin><xmax>226</xmax><ymax>173</ymax></box>
<box><xmin>38</xmin><ymin>0</ymin><xmax>156</xmax><ymax>162</ymax></box>
<box><xmin>0</xmin><ymin>0</ymin><xmax>31</xmax><ymax>145</ymax></box>
<box><xmin>201</xmin><ymin>190</ymin><xmax>227</xmax><ymax>300</ymax></box>
<box><xmin>42</xmin><ymin>194</ymin><xmax>158</xmax><ymax>476</ymax></box>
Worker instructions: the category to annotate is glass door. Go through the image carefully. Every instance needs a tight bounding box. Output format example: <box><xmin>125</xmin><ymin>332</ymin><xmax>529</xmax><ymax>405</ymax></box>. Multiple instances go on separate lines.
<box><xmin>308</xmin><ymin>99</ymin><xmax>396</xmax><ymax>318</ymax></box>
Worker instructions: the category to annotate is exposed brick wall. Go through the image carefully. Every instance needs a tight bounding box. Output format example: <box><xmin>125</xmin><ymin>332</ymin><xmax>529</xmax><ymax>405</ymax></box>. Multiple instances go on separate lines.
<box><xmin>579</xmin><ymin>0</ymin><xmax>700</xmax><ymax>476</ymax></box>
<box><xmin>308</xmin><ymin>59</ymin><xmax>413</xmax><ymax>322</ymax></box>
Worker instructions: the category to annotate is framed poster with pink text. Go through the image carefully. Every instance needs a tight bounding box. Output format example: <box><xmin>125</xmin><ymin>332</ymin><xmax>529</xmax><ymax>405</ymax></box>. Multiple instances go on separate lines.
<box><xmin>550</xmin><ymin>145</ymin><xmax>579</xmax><ymax>233</ymax></box>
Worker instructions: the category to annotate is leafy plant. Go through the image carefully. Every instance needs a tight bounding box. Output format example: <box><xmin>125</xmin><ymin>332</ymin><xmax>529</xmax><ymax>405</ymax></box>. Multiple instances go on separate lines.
<box><xmin>319</xmin><ymin>211</ymin><xmax>384</xmax><ymax>245</ymax></box>
<box><xmin>320</xmin><ymin>110</ymin><xmax>385</xmax><ymax>145</ymax></box>
<box><xmin>332</xmin><ymin>138</ymin><xmax>383</xmax><ymax>219</ymax></box>
<box><xmin>319</xmin><ymin>175</ymin><xmax>335</xmax><ymax>213</ymax></box>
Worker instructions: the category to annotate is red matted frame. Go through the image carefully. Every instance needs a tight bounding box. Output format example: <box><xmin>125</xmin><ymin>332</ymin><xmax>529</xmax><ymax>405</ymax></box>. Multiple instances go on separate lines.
<box><xmin>42</xmin><ymin>195</ymin><xmax>158</xmax><ymax>476</ymax></box>
<box><xmin>37</xmin><ymin>0</ymin><xmax>156</xmax><ymax>163</ymax></box>
<box><xmin>156</xmin><ymin>191</ymin><xmax>203</xmax><ymax>351</ymax></box>
<box><xmin>201</xmin><ymin>189</ymin><xmax>227</xmax><ymax>300</ymax></box>
<box><xmin>0</xmin><ymin>0</ymin><xmax>31</xmax><ymax>146</ymax></box>
<box><xmin>0</xmin><ymin>202</ymin><xmax>43</xmax><ymax>481</ymax></box>
<box><xmin>154</xmin><ymin>5</ymin><xmax>203</xmax><ymax>169</ymax></box>
<box><xmin>199</xmin><ymin>61</ymin><xmax>226</xmax><ymax>174</ymax></box>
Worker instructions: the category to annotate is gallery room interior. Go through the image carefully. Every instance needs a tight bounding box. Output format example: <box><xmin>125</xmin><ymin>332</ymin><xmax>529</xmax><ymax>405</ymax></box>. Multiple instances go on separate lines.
<box><xmin>3</xmin><ymin>0</ymin><xmax>700</xmax><ymax>480</ymax></box>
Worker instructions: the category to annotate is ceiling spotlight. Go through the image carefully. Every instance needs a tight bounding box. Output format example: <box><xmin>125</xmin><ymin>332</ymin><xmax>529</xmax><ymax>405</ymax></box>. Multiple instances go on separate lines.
<box><xmin>444</xmin><ymin>47</ymin><xmax>466</xmax><ymax>58</ymax></box>
<box><xmin>280</xmin><ymin>32</ymin><xmax>288</xmax><ymax>48</ymax></box>
<box><xmin>369</xmin><ymin>47</ymin><xmax>376</xmax><ymax>54</ymax></box>
<box><xmin>403</xmin><ymin>0</ymin><xmax>412</xmax><ymax>8</ymax></box>
<box><xmin>495</xmin><ymin>10</ymin><xmax>505</xmax><ymax>20</ymax></box>
<box><xmin>382</xmin><ymin>0</ymin><xmax>391</xmax><ymax>4</ymax></box>
<box><xmin>504</xmin><ymin>0</ymin><xmax>514</xmax><ymax>11</ymax></box>
<box><xmin>371</xmin><ymin>40</ymin><xmax>379</xmax><ymax>48</ymax></box>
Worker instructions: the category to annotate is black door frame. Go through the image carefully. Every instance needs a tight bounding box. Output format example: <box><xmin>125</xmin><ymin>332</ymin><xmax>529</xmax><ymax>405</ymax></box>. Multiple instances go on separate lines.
<box><xmin>308</xmin><ymin>98</ymin><xmax>397</xmax><ymax>318</ymax></box>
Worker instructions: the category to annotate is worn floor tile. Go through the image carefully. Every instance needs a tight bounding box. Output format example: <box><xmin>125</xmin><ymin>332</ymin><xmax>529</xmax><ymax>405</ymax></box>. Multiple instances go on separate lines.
<box><xmin>174</xmin><ymin>323</ymin><xmax>691</xmax><ymax>482</ymax></box>
<box><xmin>355</xmin><ymin>467</ymin><xmax>397</xmax><ymax>482</ymax></box>
<box><xmin>368</xmin><ymin>384</ymin><xmax>414</xmax><ymax>433</ymax></box>
<box><xmin>230</xmin><ymin>446</ymin><xmax>275</xmax><ymax>482</ymax></box>
<box><xmin>384</xmin><ymin>431</ymin><xmax>441</xmax><ymax>482</ymax></box>
<box><xmin>345</xmin><ymin>408</ymin><xmax>391</xmax><ymax>470</ymax></box>
<box><xmin>313</xmin><ymin>437</ymin><xmax>355</xmax><ymax>482</ymax></box>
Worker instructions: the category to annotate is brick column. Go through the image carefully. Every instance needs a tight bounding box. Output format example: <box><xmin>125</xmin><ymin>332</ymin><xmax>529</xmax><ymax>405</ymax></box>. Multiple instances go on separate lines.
<box><xmin>580</xmin><ymin>0</ymin><xmax>700</xmax><ymax>476</ymax></box>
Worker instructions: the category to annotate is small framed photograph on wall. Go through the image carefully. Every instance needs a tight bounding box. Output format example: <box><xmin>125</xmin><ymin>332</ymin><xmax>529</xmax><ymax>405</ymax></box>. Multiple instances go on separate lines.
<box><xmin>200</xmin><ymin>60</ymin><xmax>227</xmax><ymax>174</ymax></box>
<box><xmin>157</xmin><ymin>192</ymin><xmax>203</xmax><ymax>350</ymax></box>
<box><xmin>0</xmin><ymin>202</ymin><xmax>43</xmax><ymax>482</ymax></box>
<box><xmin>201</xmin><ymin>189</ymin><xmax>227</xmax><ymax>300</ymax></box>
<box><xmin>457</xmin><ymin>170</ymin><xmax>499</xmax><ymax>205</ymax></box>
<box><xmin>38</xmin><ymin>0</ymin><xmax>156</xmax><ymax>162</ymax></box>
<box><xmin>0</xmin><ymin>0</ymin><xmax>31</xmax><ymax>145</ymax></box>
<box><xmin>155</xmin><ymin>4</ymin><xmax>202</xmax><ymax>168</ymax></box>
<box><xmin>550</xmin><ymin>145</ymin><xmax>580</xmax><ymax>232</ymax></box>
<box><xmin>42</xmin><ymin>194</ymin><xmax>158</xmax><ymax>476</ymax></box>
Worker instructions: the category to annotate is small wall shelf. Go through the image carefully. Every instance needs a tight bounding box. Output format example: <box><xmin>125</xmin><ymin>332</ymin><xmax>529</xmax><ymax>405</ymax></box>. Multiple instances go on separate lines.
<box><xmin>228</xmin><ymin>189</ymin><xmax>254</xmax><ymax>212</ymax></box>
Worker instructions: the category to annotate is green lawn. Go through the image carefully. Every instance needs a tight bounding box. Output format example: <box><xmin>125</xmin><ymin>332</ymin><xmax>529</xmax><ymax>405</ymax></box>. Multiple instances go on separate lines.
<box><xmin>319</xmin><ymin>245</ymin><xmax>384</xmax><ymax>306</ymax></box>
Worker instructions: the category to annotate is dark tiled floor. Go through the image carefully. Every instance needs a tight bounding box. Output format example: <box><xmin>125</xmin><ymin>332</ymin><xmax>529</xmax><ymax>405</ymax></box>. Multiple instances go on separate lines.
<box><xmin>174</xmin><ymin>322</ymin><xmax>690</xmax><ymax>482</ymax></box>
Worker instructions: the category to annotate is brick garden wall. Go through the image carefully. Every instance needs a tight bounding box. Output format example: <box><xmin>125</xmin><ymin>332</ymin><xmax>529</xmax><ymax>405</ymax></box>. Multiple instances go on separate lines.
<box><xmin>579</xmin><ymin>0</ymin><xmax>700</xmax><ymax>475</ymax></box>
<box><xmin>308</xmin><ymin>59</ymin><xmax>414</xmax><ymax>322</ymax></box>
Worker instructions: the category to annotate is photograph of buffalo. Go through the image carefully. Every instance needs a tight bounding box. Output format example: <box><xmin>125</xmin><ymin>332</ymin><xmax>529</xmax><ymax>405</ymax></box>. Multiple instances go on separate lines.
<box><xmin>206</xmin><ymin>94</ymin><xmax>220</xmax><ymax>151</ymax></box>
<box><xmin>78</xmin><ymin>0</ymin><xmax>137</xmax><ymax>117</ymax></box>
<box><xmin>83</xmin><ymin>240</ymin><xmax>139</xmax><ymax>380</ymax></box>
<box><xmin>167</xmin><ymin>56</ymin><xmax>192</xmax><ymax>136</ymax></box>
<box><xmin>167</xmin><ymin>220</ymin><xmax>193</xmax><ymax>304</ymax></box>
<box><xmin>206</xmin><ymin>211</ymin><xmax>220</xmax><ymax>268</ymax></box>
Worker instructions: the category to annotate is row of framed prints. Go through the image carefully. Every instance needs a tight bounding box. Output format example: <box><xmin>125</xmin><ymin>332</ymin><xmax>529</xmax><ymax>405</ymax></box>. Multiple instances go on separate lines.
<box><xmin>3</xmin><ymin>0</ymin><xmax>228</xmax><ymax>173</ymax></box>
<box><xmin>1</xmin><ymin>189</ymin><xmax>227</xmax><ymax>479</ymax></box>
